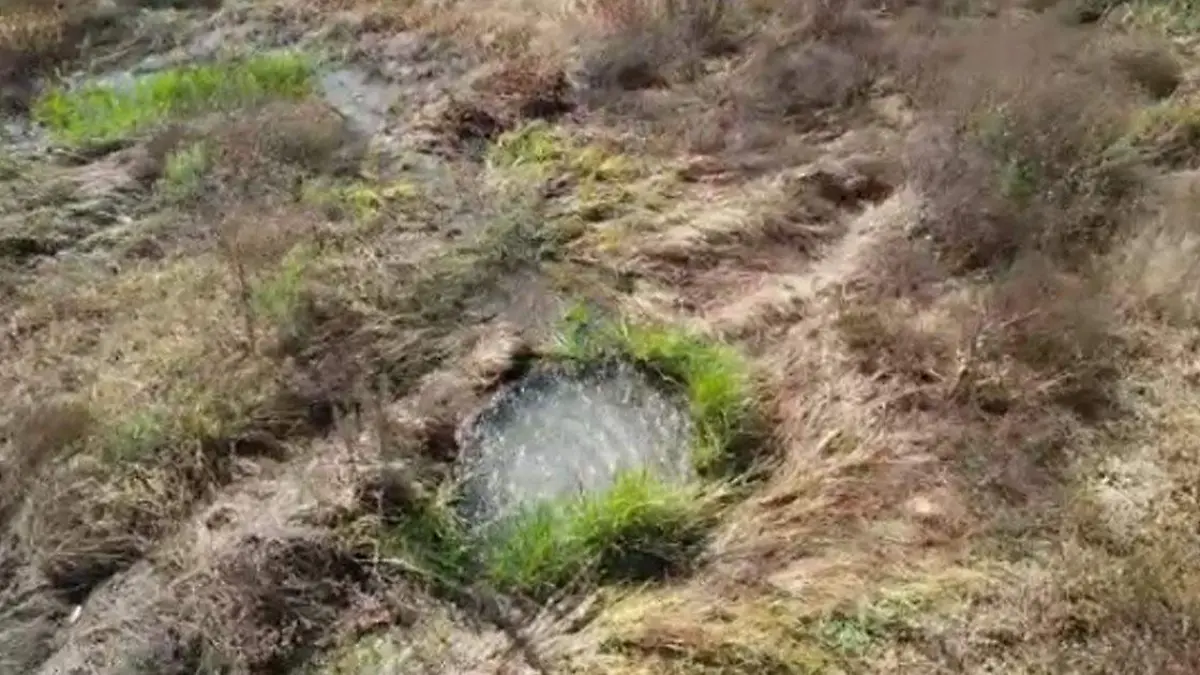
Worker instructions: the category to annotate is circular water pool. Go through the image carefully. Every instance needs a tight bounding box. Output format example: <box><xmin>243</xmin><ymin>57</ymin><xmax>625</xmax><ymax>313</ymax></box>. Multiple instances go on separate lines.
<box><xmin>456</xmin><ymin>363</ymin><xmax>695</xmax><ymax>526</ymax></box>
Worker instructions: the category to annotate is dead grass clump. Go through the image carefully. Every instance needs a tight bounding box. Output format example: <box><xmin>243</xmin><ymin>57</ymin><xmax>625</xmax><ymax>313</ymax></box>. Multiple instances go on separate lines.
<box><xmin>23</xmin><ymin>465</ymin><xmax>189</xmax><ymax>601</ymax></box>
<box><xmin>833</xmin><ymin>299</ymin><xmax>956</xmax><ymax>386</ymax></box>
<box><xmin>1109</xmin><ymin>182</ymin><xmax>1200</xmax><ymax>324</ymax></box>
<box><xmin>1110</xmin><ymin>39</ymin><xmax>1183</xmax><ymax>100</ymax></box>
<box><xmin>571</xmin><ymin>0</ymin><xmax>745</xmax><ymax>95</ymax></box>
<box><xmin>161</xmin><ymin>99</ymin><xmax>363</xmax><ymax>209</ymax></box>
<box><xmin>904</xmin><ymin>18</ymin><xmax>1146</xmax><ymax>273</ymax></box>
<box><xmin>0</xmin><ymin>399</ymin><xmax>93</xmax><ymax>528</ymax></box>
<box><xmin>0</xmin><ymin>6</ymin><xmax>75</xmax><ymax>108</ymax></box>
<box><xmin>184</xmin><ymin>532</ymin><xmax>374</xmax><ymax>672</ymax></box>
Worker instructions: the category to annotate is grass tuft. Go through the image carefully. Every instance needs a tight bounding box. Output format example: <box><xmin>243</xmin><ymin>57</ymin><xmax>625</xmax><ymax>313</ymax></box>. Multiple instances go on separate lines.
<box><xmin>553</xmin><ymin>304</ymin><xmax>762</xmax><ymax>476</ymax></box>
<box><xmin>33</xmin><ymin>52</ymin><xmax>315</xmax><ymax>146</ymax></box>
<box><xmin>483</xmin><ymin>471</ymin><xmax>712</xmax><ymax>598</ymax></box>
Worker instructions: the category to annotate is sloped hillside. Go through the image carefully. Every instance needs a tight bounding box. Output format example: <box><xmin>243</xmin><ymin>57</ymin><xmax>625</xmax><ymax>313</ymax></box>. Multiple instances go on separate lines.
<box><xmin>4</xmin><ymin>0</ymin><xmax>1200</xmax><ymax>673</ymax></box>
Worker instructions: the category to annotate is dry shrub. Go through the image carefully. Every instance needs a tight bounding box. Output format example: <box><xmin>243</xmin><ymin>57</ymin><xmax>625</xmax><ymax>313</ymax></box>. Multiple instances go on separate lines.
<box><xmin>0</xmin><ymin>1</ymin><xmax>134</xmax><ymax>112</ymax></box>
<box><xmin>974</xmin><ymin>255</ymin><xmax>1119</xmax><ymax>417</ymax></box>
<box><xmin>178</xmin><ymin>99</ymin><xmax>363</xmax><ymax>210</ymax></box>
<box><xmin>731</xmin><ymin>0</ymin><xmax>885</xmax><ymax>128</ymax></box>
<box><xmin>839</xmin><ymin>253</ymin><xmax>1118</xmax><ymax>419</ymax></box>
<box><xmin>999</xmin><ymin>541</ymin><xmax>1200</xmax><ymax>673</ymax></box>
<box><xmin>1109</xmin><ymin>181</ymin><xmax>1200</xmax><ymax>325</ymax></box>
<box><xmin>571</xmin><ymin>0</ymin><xmax>745</xmax><ymax>94</ymax></box>
<box><xmin>184</xmin><ymin>533</ymin><xmax>374</xmax><ymax>672</ymax></box>
<box><xmin>903</xmin><ymin>17</ymin><xmax>1146</xmax><ymax>273</ymax></box>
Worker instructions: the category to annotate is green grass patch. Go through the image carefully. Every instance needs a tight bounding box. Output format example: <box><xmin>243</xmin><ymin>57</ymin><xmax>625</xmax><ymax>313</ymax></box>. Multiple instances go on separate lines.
<box><xmin>251</xmin><ymin>243</ymin><xmax>317</xmax><ymax>331</ymax></box>
<box><xmin>34</xmin><ymin>52</ymin><xmax>315</xmax><ymax>145</ymax></box>
<box><xmin>483</xmin><ymin>471</ymin><xmax>713</xmax><ymax>598</ymax></box>
<box><xmin>373</xmin><ymin>495</ymin><xmax>474</xmax><ymax>585</ymax></box>
<box><xmin>487</xmin><ymin>122</ymin><xmax>639</xmax><ymax>181</ymax></box>
<box><xmin>552</xmin><ymin>304</ymin><xmax>761</xmax><ymax>477</ymax></box>
<box><xmin>486</xmin><ymin>121</ymin><xmax>642</xmax><ymax>222</ymax></box>
<box><xmin>158</xmin><ymin>140</ymin><xmax>212</xmax><ymax>203</ymax></box>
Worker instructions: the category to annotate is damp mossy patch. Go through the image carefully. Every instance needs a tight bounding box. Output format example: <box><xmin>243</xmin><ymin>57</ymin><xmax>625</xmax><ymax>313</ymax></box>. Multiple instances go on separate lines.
<box><xmin>33</xmin><ymin>52</ymin><xmax>315</xmax><ymax>146</ymax></box>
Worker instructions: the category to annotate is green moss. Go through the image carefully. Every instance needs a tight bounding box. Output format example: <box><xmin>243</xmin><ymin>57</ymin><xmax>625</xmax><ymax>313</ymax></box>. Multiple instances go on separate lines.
<box><xmin>299</xmin><ymin>177</ymin><xmax>422</xmax><ymax>224</ymax></box>
<box><xmin>484</xmin><ymin>471</ymin><xmax>712</xmax><ymax>598</ymax></box>
<box><xmin>487</xmin><ymin>121</ymin><xmax>572</xmax><ymax>172</ymax></box>
<box><xmin>34</xmin><ymin>52</ymin><xmax>315</xmax><ymax>145</ymax></box>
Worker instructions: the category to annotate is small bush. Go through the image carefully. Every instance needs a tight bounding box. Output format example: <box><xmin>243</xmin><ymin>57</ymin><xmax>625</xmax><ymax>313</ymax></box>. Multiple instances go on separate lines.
<box><xmin>904</xmin><ymin>18</ymin><xmax>1145</xmax><ymax>272</ymax></box>
<box><xmin>33</xmin><ymin>52</ymin><xmax>315</xmax><ymax>146</ymax></box>
<box><xmin>183</xmin><ymin>533</ymin><xmax>373</xmax><ymax>672</ymax></box>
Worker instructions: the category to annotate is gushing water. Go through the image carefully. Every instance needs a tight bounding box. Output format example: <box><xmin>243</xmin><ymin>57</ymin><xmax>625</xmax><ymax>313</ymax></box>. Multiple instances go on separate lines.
<box><xmin>458</xmin><ymin>364</ymin><xmax>694</xmax><ymax>526</ymax></box>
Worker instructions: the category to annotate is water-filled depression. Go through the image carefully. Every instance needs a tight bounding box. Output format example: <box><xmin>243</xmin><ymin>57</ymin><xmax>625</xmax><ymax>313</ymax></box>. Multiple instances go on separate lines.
<box><xmin>457</xmin><ymin>363</ymin><xmax>695</xmax><ymax>527</ymax></box>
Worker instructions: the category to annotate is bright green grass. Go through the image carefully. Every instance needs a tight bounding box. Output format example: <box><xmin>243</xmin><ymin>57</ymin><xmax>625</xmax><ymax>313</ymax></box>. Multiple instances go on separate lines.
<box><xmin>553</xmin><ymin>304</ymin><xmax>761</xmax><ymax>476</ymax></box>
<box><xmin>33</xmin><ymin>52</ymin><xmax>315</xmax><ymax>145</ymax></box>
<box><xmin>483</xmin><ymin>471</ymin><xmax>713</xmax><ymax>598</ymax></box>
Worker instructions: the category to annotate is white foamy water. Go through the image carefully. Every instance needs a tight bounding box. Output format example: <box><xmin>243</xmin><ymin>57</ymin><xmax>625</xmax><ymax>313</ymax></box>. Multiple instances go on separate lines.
<box><xmin>458</xmin><ymin>364</ymin><xmax>694</xmax><ymax>526</ymax></box>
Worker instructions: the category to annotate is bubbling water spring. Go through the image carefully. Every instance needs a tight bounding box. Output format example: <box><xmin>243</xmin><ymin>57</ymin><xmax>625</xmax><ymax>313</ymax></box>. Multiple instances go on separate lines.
<box><xmin>457</xmin><ymin>363</ymin><xmax>695</xmax><ymax>527</ymax></box>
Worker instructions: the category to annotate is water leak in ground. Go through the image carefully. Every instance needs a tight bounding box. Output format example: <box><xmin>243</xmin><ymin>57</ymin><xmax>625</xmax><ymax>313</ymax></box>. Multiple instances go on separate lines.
<box><xmin>457</xmin><ymin>363</ymin><xmax>695</xmax><ymax>527</ymax></box>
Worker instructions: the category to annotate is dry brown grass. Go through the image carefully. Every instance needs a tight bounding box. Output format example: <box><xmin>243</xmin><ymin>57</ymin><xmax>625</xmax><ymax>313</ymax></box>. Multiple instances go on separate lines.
<box><xmin>176</xmin><ymin>532</ymin><xmax>377</xmax><ymax>672</ymax></box>
<box><xmin>902</xmin><ymin>17</ymin><xmax>1151</xmax><ymax>273</ymax></box>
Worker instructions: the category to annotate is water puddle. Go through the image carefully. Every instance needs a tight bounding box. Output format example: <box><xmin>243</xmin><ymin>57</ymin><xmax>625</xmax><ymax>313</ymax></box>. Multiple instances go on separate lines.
<box><xmin>457</xmin><ymin>363</ymin><xmax>695</xmax><ymax>526</ymax></box>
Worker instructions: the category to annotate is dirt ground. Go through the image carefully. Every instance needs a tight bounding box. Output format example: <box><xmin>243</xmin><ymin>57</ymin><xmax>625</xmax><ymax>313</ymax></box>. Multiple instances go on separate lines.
<box><xmin>6</xmin><ymin>0</ymin><xmax>1200</xmax><ymax>673</ymax></box>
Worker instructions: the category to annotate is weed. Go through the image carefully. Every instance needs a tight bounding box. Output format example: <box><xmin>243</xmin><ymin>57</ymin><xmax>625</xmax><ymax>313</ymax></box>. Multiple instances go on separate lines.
<box><xmin>486</xmin><ymin>121</ymin><xmax>571</xmax><ymax>172</ymax></box>
<box><xmin>1125</xmin><ymin>98</ymin><xmax>1200</xmax><ymax>166</ymax></box>
<box><xmin>98</xmin><ymin>407</ymin><xmax>170</xmax><ymax>463</ymax></box>
<box><xmin>33</xmin><ymin>52</ymin><xmax>315</xmax><ymax>145</ymax></box>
